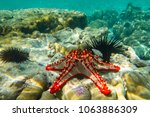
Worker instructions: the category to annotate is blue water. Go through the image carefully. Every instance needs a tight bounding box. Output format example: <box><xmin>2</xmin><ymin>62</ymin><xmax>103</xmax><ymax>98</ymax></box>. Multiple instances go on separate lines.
<box><xmin>1</xmin><ymin>0</ymin><xmax>150</xmax><ymax>14</ymax></box>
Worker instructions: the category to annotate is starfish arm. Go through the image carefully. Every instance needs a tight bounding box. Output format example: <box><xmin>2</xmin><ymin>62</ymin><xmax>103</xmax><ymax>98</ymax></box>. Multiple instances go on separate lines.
<box><xmin>46</xmin><ymin>57</ymin><xmax>66</xmax><ymax>71</ymax></box>
<box><xmin>49</xmin><ymin>59</ymin><xmax>76</xmax><ymax>93</ymax></box>
<box><xmin>93</xmin><ymin>56</ymin><xmax>120</xmax><ymax>72</ymax></box>
<box><xmin>84</xmin><ymin>58</ymin><xmax>111</xmax><ymax>95</ymax></box>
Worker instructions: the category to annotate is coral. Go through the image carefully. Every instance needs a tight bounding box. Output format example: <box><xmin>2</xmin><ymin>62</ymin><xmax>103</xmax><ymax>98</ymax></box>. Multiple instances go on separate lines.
<box><xmin>88</xmin><ymin>10</ymin><xmax>103</xmax><ymax>21</ymax></box>
<box><xmin>49</xmin><ymin>42</ymin><xmax>69</xmax><ymax>55</ymax></box>
<box><xmin>0</xmin><ymin>47</ymin><xmax>29</xmax><ymax>63</ymax></box>
<box><xmin>134</xmin><ymin>20</ymin><xmax>150</xmax><ymax>31</ymax></box>
<box><xmin>36</xmin><ymin>16</ymin><xmax>59</xmax><ymax>33</ymax></box>
<box><xmin>0</xmin><ymin>25</ymin><xmax>12</xmax><ymax>36</ymax></box>
<box><xmin>46</xmin><ymin>49</ymin><xmax>120</xmax><ymax>95</ymax></box>
<box><xmin>0</xmin><ymin>5</ymin><xmax>149</xmax><ymax>100</ymax></box>
<box><xmin>88</xmin><ymin>19</ymin><xmax>108</xmax><ymax>28</ymax></box>
<box><xmin>122</xmin><ymin>22</ymin><xmax>134</xmax><ymax>37</ymax></box>
<box><xmin>88</xmin><ymin>4</ymin><xmax>149</xmax><ymax>61</ymax></box>
<box><xmin>102</xmin><ymin>10</ymin><xmax>119</xmax><ymax>28</ymax></box>
<box><xmin>15</xmin><ymin>16</ymin><xmax>59</xmax><ymax>34</ymax></box>
<box><xmin>122</xmin><ymin>29</ymin><xmax>150</xmax><ymax>60</ymax></box>
<box><xmin>64</xmin><ymin>14</ymin><xmax>87</xmax><ymax>29</ymax></box>
<box><xmin>85</xmin><ymin>35</ymin><xmax>123</xmax><ymax>62</ymax></box>
<box><xmin>0</xmin><ymin>8</ymin><xmax>87</xmax><ymax>39</ymax></box>
<box><xmin>88</xmin><ymin>10</ymin><xmax>118</xmax><ymax>28</ymax></box>
<box><xmin>119</xmin><ymin>3</ymin><xmax>142</xmax><ymax>21</ymax></box>
<box><xmin>112</xmin><ymin>24</ymin><xmax>124</xmax><ymax>38</ymax></box>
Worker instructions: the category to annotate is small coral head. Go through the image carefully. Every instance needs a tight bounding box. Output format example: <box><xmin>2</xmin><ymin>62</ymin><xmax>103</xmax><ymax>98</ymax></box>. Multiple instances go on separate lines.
<box><xmin>0</xmin><ymin>47</ymin><xmax>29</xmax><ymax>63</ymax></box>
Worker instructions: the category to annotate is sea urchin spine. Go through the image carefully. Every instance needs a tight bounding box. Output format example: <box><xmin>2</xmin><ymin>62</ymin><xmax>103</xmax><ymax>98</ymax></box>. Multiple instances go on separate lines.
<box><xmin>0</xmin><ymin>47</ymin><xmax>29</xmax><ymax>63</ymax></box>
<box><xmin>86</xmin><ymin>35</ymin><xmax>123</xmax><ymax>62</ymax></box>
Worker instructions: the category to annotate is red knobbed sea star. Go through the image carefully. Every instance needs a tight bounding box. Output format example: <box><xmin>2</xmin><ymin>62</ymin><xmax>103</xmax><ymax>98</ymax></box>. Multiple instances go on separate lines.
<box><xmin>46</xmin><ymin>49</ymin><xmax>120</xmax><ymax>95</ymax></box>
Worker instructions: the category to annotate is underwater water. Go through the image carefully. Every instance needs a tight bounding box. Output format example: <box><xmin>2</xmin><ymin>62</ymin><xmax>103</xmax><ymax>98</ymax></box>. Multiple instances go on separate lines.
<box><xmin>1</xmin><ymin>0</ymin><xmax>150</xmax><ymax>14</ymax></box>
<box><xmin>0</xmin><ymin>0</ymin><xmax>150</xmax><ymax>100</ymax></box>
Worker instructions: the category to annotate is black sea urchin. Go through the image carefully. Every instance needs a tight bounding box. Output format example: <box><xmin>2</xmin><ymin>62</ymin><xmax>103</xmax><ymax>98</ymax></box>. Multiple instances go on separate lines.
<box><xmin>86</xmin><ymin>35</ymin><xmax>123</xmax><ymax>62</ymax></box>
<box><xmin>0</xmin><ymin>47</ymin><xmax>29</xmax><ymax>63</ymax></box>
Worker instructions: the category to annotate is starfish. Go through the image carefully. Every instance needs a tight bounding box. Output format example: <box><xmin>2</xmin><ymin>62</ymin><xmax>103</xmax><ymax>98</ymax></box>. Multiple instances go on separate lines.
<box><xmin>46</xmin><ymin>49</ymin><xmax>120</xmax><ymax>95</ymax></box>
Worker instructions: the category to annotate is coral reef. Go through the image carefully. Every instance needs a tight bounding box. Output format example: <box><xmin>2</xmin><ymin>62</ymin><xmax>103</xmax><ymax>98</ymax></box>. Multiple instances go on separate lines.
<box><xmin>119</xmin><ymin>3</ymin><xmax>143</xmax><ymax>21</ymax></box>
<box><xmin>0</xmin><ymin>6</ymin><xmax>149</xmax><ymax>100</ymax></box>
<box><xmin>88</xmin><ymin>10</ymin><xmax>118</xmax><ymax>28</ymax></box>
<box><xmin>0</xmin><ymin>8</ymin><xmax>87</xmax><ymax>39</ymax></box>
<box><xmin>88</xmin><ymin>3</ymin><xmax>150</xmax><ymax>60</ymax></box>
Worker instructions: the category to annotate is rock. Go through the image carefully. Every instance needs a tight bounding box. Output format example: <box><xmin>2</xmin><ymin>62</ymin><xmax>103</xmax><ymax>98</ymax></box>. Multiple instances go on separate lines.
<box><xmin>132</xmin><ymin>59</ymin><xmax>147</xmax><ymax>67</ymax></box>
<box><xmin>88</xmin><ymin>10</ymin><xmax>118</xmax><ymax>28</ymax></box>
<box><xmin>111</xmin><ymin>78</ymin><xmax>126</xmax><ymax>100</ymax></box>
<box><xmin>90</xmin><ymin>84</ymin><xmax>117</xmax><ymax>100</ymax></box>
<box><xmin>88</xmin><ymin>19</ymin><xmax>108</xmax><ymax>28</ymax></box>
<box><xmin>119</xmin><ymin>3</ymin><xmax>142</xmax><ymax>21</ymax></box>
<box><xmin>25</xmin><ymin>74</ymin><xmax>49</xmax><ymax>90</ymax></box>
<box><xmin>48</xmin><ymin>27</ymin><xmax>109</xmax><ymax>53</ymax></box>
<box><xmin>88</xmin><ymin>4</ymin><xmax>150</xmax><ymax>61</ymax></box>
<box><xmin>59</xmin><ymin>79</ymin><xmax>91</xmax><ymax>100</ymax></box>
<box><xmin>122</xmin><ymin>68</ymin><xmax>150</xmax><ymax>100</ymax></box>
<box><xmin>16</xmin><ymin>85</ymin><xmax>43</xmax><ymax>100</ymax></box>
<box><xmin>112</xmin><ymin>24</ymin><xmax>124</xmax><ymax>38</ymax></box>
<box><xmin>54</xmin><ymin>71</ymin><xmax>126</xmax><ymax>100</ymax></box>
<box><xmin>0</xmin><ymin>70</ymin><xmax>50</xmax><ymax>100</ymax></box>
<box><xmin>0</xmin><ymin>75</ymin><xmax>26</xmax><ymax>100</ymax></box>
<box><xmin>0</xmin><ymin>8</ymin><xmax>87</xmax><ymax>39</ymax></box>
<box><xmin>16</xmin><ymin>73</ymin><xmax>50</xmax><ymax>100</ymax></box>
<box><xmin>40</xmin><ymin>90</ymin><xmax>57</xmax><ymax>100</ymax></box>
<box><xmin>0</xmin><ymin>58</ymin><xmax>50</xmax><ymax>100</ymax></box>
